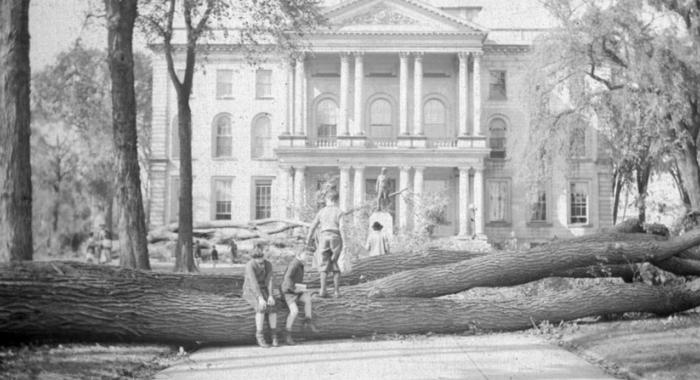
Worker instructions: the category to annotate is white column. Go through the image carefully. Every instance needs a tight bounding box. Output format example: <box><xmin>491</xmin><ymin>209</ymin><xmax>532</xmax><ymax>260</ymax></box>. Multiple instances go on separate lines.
<box><xmin>473</xmin><ymin>167</ymin><xmax>484</xmax><ymax>236</ymax></box>
<box><xmin>353</xmin><ymin>52</ymin><xmax>364</xmax><ymax>135</ymax></box>
<box><xmin>285</xmin><ymin>60</ymin><xmax>294</xmax><ymax>135</ymax></box>
<box><xmin>399</xmin><ymin>166</ymin><xmax>410</xmax><ymax>232</ymax></box>
<box><xmin>276</xmin><ymin>165</ymin><xmax>292</xmax><ymax>218</ymax></box>
<box><xmin>399</xmin><ymin>52</ymin><xmax>409</xmax><ymax>135</ymax></box>
<box><xmin>339</xmin><ymin>166</ymin><xmax>351</xmax><ymax>211</ymax></box>
<box><xmin>339</xmin><ymin>53</ymin><xmax>350</xmax><ymax>135</ymax></box>
<box><xmin>458</xmin><ymin>167</ymin><xmax>469</xmax><ymax>236</ymax></box>
<box><xmin>458</xmin><ymin>52</ymin><xmax>468</xmax><ymax>136</ymax></box>
<box><xmin>293</xmin><ymin>166</ymin><xmax>306</xmax><ymax>218</ymax></box>
<box><xmin>413</xmin><ymin>167</ymin><xmax>425</xmax><ymax>231</ymax></box>
<box><xmin>413</xmin><ymin>53</ymin><xmax>424</xmax><ymax>135</ymax></box>
<box><xmin>472</xmin><ymin>52</ymin><xmax>482</xmax><ymax>136</ymax></box>
<box><xmin>294</xmin><ymin>55</ymin><xmax>305</xmax><ymax>135</ymax></box>
<box><xmin>353</xmin><ymin>166</ymin><xmax>365</xmax><ymax>214</ymax></box>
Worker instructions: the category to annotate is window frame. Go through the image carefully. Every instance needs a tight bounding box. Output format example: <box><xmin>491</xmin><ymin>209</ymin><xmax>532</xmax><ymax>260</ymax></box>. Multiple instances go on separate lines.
<box><xmin>488</xmin><ymin>117</ymin><xmax>507</xmax><ymax>159</ymax></box>
<box><xmin>251</xmin><ymin>114</ymin><xmax>273</xmax><ymax>160</ymax></box>
<box><xmin>528</xmin><ymin>185</ymin><xmax>550</xmax><ymax>225</ymax></box>
<box><xmin>568</xmin><ymin>180</ymin><xmax>590</xmax><ymax>226</ymax></box>
<box><xmin>216</xmin><ymin>69</ymin><xmax>234</xmax><ymax>99</ymax></box>
<box><xmin>255</xmin><ymin>69</ymin><xmax>273</xmax><ymax>99</ymax></box>
<box><xmin>212</xmin><ymin>177</ymin><xmax>234</xmax><ymax>221</ymax></box>
<box><xmin>212</xmin><ymin>113</ymin><xmax>234</xmax><ymax>159</ymax></box>
<box><xmin>252</xmin><ymin>177</ymin><xmax>273</xmax><ymax>220</ymax></box>
<box><xmin>423</xmin><ymin>98</ymin><xmax>447</xmax><ymax>135</ymax></box>
<box><xmin>488</xmin><ymin>70</ymin><xmax>507</xmax><ymax>101</ymax></box>
<box><xmin>486</xmin><ymin>178</ymin><xmax>511</xmax><ymax>225</ymax></box>
<box><xmin>315</xmin><ymin>97</ymin><xmax>339</xmax><ymax>140</ymax></box>
<box><xmin>569</xmin><ymin>121</ymin><xmax>588</xmax><ymax>159</ymax></box>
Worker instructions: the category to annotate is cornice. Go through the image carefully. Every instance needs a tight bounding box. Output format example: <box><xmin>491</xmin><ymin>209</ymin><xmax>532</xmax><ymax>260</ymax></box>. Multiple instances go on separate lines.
<box><xmin>483</xmin><ymin>44</ymin><xmax>531</xmax><ymax>55</ymax></box>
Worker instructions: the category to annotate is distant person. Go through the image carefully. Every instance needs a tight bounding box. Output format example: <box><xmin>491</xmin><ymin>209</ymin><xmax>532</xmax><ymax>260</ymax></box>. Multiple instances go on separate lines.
<box><xmin>85</xmin><ymin>232</ymin><xmax>97</xmax><ymax>264</ymax></box>
<box><xmin>365</xmin><ymin>221</ymin><xmax>390</xmax><ymax>257</ymax></box>
<box><xmin>280</xmin><ymin>248</ymin><xmax>319</xmax><ymax>345</ymax></box>
<box><xmin>306</xmin><ymin>190</ymin><xmax>345</xmax><ymax>298</ymax></box>
<box><xmin>211</xmin><ymin>246</ymin><xmax>219</xmax><ymax>268</ymax></box>
<box><xmin>230</xmin><ymin>240</ymin><xmax>238</xmax><ymax>263</ymax></box>
<box><xmin>96</xmin><ymin>225</ymin><xmax>111</xmax><ymax>264</ymax></box>
<box><xmin>194</xmin><ymin>240</ymin><xmax>202</xmax><ymax>269</ymax></box>
<box><xmin>242</xmin><ymin>241</ymin><xmax>279</xmax><ymax>347</ymax></box>
<box><xmin>375</xmin><ymin>167</ymin><xmax>389</xmax><ymax>211</ymax></box>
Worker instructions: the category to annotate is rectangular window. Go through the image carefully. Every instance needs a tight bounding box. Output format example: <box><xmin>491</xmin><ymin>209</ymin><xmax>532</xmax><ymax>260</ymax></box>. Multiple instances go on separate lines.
<box><xmin>530</xmin><ymin>189</ymin><xmax>547</xmax><ymax>222</ymax></box>
<box><xmin>213</xmin><ymin>178</ymin><xmax>233</xmax><ymax>220</ymax></box>
<box><xmin>487</xmin><ymin>179</ymin><xmax>510</xmax><ymax>223</ymax></box>
<box><xmin>255</xmin><ymin>69</ymin><xmax>272</xmax><ymax>98</ymax></box>
<box><xmin>169</xmin><ymin>176</ymin><xmax>180</xmax><ymax>223</ymax></box>
<box><xmin>570</xmin><ymin>125</ymin><xmax>587</xmax><ymax>158</ymax></box>
<box><xmin>570</xmin><ymin>181</ymin><xmax>589</xmax><ymax>224</ymax></box>
<box><xmin>489</xmin><ymin>70</ymin><xmax>507</xmax><ymax>100</ymax></box>
<box><xmin>216</xmin><ymin>70</ymin><xmax>233</xmax><ymax>98</ymax></box>
<box><xmin>254</xmin><ymin>180</ymin><xmax>272</xmax><ymax>220</ymax></box>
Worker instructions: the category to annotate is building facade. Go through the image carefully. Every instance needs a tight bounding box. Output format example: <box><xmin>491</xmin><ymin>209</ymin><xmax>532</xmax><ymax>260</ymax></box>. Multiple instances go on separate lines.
<box><xmin>148</xmin><ymin>0</ymin><xmax>613</xmax><ymax>244</ymax></box>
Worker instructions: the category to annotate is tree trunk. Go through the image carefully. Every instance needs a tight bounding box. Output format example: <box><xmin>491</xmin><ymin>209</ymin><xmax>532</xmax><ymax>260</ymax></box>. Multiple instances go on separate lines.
<box><xmin>174</xmin><ymin>98</ymin><xmax>194</xmax><ymax>272</ymax></box>
<box><xmin>635</xmin><ymin>162</ymin><xmax>651</xmax><ymax>225</ymax></box>
<box><xmin>362</xmin><ymin>229</ymin><xmax>700</xmax><ymax>298</ymax></box>
<box><xmin>105</xmin><ymin>0</ymin><xmax>150</xmax><ymax>270</ymax></box>
<box><xmin>0</xmin><ymin>0</ymin><xmax>32</xmax><ymax>262</ymax></box>
<box><xmin>1</xmin><ymin>262</ymin><xmax>699</xmax><ymax>345</ymax></box>
<box><xmin>675</xmin><ymin>133</ymin><xmax>700</xmax><ymax>215</ymax></box>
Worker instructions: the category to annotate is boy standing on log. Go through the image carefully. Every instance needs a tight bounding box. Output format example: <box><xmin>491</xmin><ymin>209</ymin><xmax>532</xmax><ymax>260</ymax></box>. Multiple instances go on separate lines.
<box><xmin>280</xmin><ymin>249</ymin><xmax>319</xmax><ymax>345</ymax></box>
<box><xmin>242</xmin><ymin>241</ymin><xmax>279</xmax><ymax>348</ymax></box>
<box><xmin>306</xmin><ymin>190</ymin><xmax>345</xmax><ymax>298</ymax></box>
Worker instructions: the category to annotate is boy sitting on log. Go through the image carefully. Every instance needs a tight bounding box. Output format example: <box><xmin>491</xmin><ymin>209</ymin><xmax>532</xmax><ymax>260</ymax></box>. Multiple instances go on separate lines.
<box><xmin>242</xmin><ymin>241</ymin><xmax>279</xmax><ymax>348</ymax></box>
<box><xmin>280</xmin><ymin>248</ymin><xmax>319</xmax><ymax>345</ymax></box>
<box><xmin>306</xmin><ymin>190</ymin><xmax>346</xmax><ymax>298</ymax></box>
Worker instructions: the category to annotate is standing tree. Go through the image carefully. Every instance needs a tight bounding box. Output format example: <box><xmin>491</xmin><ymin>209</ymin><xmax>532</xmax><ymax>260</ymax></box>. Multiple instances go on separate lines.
<box><xmin>139</xmin><ymin>0</ymin><xmax>324</xmax><ymax>272</ymax></box>
<box><xmin>0</xmin><ymin>0</ymin><xmax>32</xmax><ymax>262</ymax></box>
<box><xmin>105</xmin><ymin>0</ymin><xmax>151</xmax><ymax>269</ymax></box>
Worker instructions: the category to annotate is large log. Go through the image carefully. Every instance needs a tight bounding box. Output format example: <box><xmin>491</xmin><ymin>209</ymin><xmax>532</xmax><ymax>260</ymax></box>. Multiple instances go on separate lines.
<box><xmin>1</xmin><ymin>262</ymin><xmax>699</xmax><ymax>345</ymax></box>
<box><xmin>363</xmin><ymin>229</ymin><xmax>700</xmax><ymax>298</ymax></box>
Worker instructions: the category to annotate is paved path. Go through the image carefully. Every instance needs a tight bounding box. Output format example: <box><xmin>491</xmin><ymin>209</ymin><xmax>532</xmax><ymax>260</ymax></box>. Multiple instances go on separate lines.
<box><xmin>156</xmin><ymin>333</ymin><xmax>616</xmax><ymax>380</ymax></box>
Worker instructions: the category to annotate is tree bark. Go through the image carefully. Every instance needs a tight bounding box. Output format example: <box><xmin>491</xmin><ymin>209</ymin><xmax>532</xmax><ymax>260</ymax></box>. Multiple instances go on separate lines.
<box><xmin>1</xmin><ymin>262</ymin><xmax>699</xmax><ymax>345</ymax></box>
<box><xmin>105</xmin><ymin>0</ymin><xmax>151</xmax><ymax>270</ymax></box>
<box><xmin>363</xmin><ymin>229</ymin><xmax>700</xmax><ymax>298</ymax></box>
<box><xmin>0</xmin><ymin>0</ymin><xmax>32</xmax><ymax>262</ymax></box>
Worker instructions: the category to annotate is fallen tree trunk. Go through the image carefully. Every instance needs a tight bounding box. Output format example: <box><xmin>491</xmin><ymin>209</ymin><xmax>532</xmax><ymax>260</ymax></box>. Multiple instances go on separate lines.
<box><xmin>363</xmin><ymin>229</ymin><xmax>700</xmax><ymax>298</ymax></box>
<box><xmin>1</xmin><ymin>261</ymin><xmax>699</xmax><ymax>345</ymax></box>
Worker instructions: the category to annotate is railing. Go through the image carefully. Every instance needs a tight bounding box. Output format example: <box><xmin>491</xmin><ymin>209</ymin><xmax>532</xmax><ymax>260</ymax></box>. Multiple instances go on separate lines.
<box><xmin>366</xmin><ymin>138</ymin><xmax>398</xmax><ymax>148</ymax></box>
<box><xmin>308</xmin><ymin>138</ymin><xmax>337</xmax><ymax>148</ymax></box>
<box><xmin>427</xmin><ymin>139</ymin><xmax>458</xmax><ymax>148</ymax></box>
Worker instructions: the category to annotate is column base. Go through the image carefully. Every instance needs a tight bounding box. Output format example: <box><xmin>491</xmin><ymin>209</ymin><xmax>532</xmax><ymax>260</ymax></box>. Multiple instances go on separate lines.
<box><xmin>337</xmin><ymin>135</ymin><xmax>368</xmax><ymax>148</ymax></box>
<box><xmin>397</xmin><ymin>135</ymin><xmax>427</xmax><ymax>148</ymax></box>
<box><xmin>278</xmin><ymin>135</ymin><xmax>308</xmax><ymax>148</ymax></box>
<box><xmin>457</xmin><ymin>136</ymin><xmax>487</xmax><ymax>149</ymax></box>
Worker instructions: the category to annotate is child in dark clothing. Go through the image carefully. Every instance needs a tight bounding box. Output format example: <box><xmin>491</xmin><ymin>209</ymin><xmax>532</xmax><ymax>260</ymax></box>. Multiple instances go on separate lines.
<box><xmin>280</xmin><ymin>249</ymin><xmax>318</xmax><ymax>345</ymax></box>
<box><xmin>242</xmin><ymin>241</ymin><xmax>279</xmax><ymax>348</ymax></box>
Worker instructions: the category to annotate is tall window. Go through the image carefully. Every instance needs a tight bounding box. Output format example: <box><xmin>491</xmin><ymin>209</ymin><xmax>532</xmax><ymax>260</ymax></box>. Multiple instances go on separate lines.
<box><xmin>316</xmin><ymin>98</ymin><xmax>338</xmax><ymax>139</ymax></box>
<box><xmin>424</xmin><ymin>99</ymin><xmax>446</xmax><ymax>137</ymax></box>
<box><xmin>255</xmin><ymin>69</ymin><xmax>272</xmax><ymax>98</ymax></box>
<box><xmin>254</xmin><ymin>179</ymin><xmax>272</xmax><ymax>219</ymax></box>
<box><xmin>570</xmin><ymin>181</ymin><xmax>589</xmax><ymax>224</ymax></box>
<box><xmin>213</xmin><ymin>114</ymin><xmax>233</xmax><ymax>158</ymax></box>
<box><xmin>170</xmin><ymin>116</ymin><xmax>179</xmax><ymax>159</ymax></box>
<box><xmin>369</xmin><ymin>98</ymin><xmax>392</xmax><ymax>138</ymax></box>
<box><xmin>213</xmin><ymin>178</ymin><xmax>233</xmax><ymax>220</ymax></box>
<box><xmin>530</xmin><ymin>188</ymin><xmax>547</xmax><ymax>222</ymax></box>
<box><xmin>216</xmin><ymin>69</ymin><xmax>233</xmax><ymax>98</ymax></box>
<box><xmin>489</xmin><ymin>70</ymin><xmax>507</xmax><ymax>100</ymax></box>
<box><xmin>488</xmin><ymin>180</ymin><xmax>509</xmax><ymax>223</ymax></box>
<box><xmin>569</xmin><ymin>121</ymin><xmax>587</xmax><ymax>158</ymax></box>
<box><xmin>169</xmin><ymin>176</ymin><xmax>180</xmax><ymax>223</ymax></box>
<box><xmin>252</xmin><ymin>115</ymin><xmax>272</xmax><ymax>159</ymax></box>
<box><xmin>489</xmin><ymin>118</ymin><xmax>507</xmax><ymax>159</ymax></box>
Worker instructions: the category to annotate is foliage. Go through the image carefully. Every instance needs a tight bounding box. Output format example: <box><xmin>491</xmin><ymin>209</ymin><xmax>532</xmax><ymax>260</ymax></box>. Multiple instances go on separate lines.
<box><xmin>31</xmin><ymin>41</ymin><xmax>152</xmax><ymax>256</ymax></box>
<box><xmin>525</xmin><ymin>0</ymin><xmax>700</xmax><ymax>220</ymax></box>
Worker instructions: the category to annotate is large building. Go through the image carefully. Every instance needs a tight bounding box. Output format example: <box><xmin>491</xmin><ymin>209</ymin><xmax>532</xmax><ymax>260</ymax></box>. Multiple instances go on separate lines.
<box><xmin>148</xmin><ymin>0</ymin><xmax>613</xmax><ymax>244</ymax></box>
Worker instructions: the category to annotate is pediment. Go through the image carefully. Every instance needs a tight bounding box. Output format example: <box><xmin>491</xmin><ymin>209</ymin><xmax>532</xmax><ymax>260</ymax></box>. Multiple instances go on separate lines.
<box><xmin>325</xmin><ymin>0</ymin><xmax>485</xmax><ymax>34</ymax></box>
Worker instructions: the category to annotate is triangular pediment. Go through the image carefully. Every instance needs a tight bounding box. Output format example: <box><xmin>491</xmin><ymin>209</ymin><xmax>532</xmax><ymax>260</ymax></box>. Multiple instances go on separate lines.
<box><xmin>324</xmin><ymin>0</ymin><xmax>486</xmax><ymax>34</ymax></box>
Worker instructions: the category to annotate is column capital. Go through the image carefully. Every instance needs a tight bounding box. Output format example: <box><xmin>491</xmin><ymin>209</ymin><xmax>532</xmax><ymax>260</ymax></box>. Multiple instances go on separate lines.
<box><xmin>352</xmin><ymin>51</ymin><xmax>365</xmax><ymax>57</ymax></box>
<box><xmin>399</xmin><ymin>165</ymin><xmax>412</xmax><ymax>172</ymax></box>
<box><xmin>414</xmin><ymin>166</ymin><xmax>425</xmax><ymax>173</ymax></box>
<box><xmin>471</xmin><ymin>51</ymin><xmax>484</xmax><ymax>58</ymax></box>
<box><xmin>458</xmin><ymin>52</ymin><xmax>470</xmax><ymax>60</ymax></box>
<box><xmin>458</xmin><ymin>167</ymin><xmax>470</xmax><ymax>175</ymax></box>
<box><xmin>295</xmin><ymin>53</ymin><xmax>306</xmax><ymax>63</ymax></box>
<box><xmin>470</xmin><ymin>163</ymin><xmax>485</xmax><ymax>172</ymax></box>
<box><xmin>413</xmin><ymin>52</ymin><xmax>424</xmax><ymax>61</ymax></box>
<box><xmin>294</xmin><ymin>165</ymin><xmax>307</xmax><ymax>172</ymax></box>
<box><xmin>352</xmin><ymin>165</ymin><xmax>365</xmax><ymax>171</ymax></box>
<box><xmin>339</xmin><ymin>165</ymin><xmax>352</xmax><ymax>171</ymax></box>
<box><xmin>279</xmin><ymin>163</ymin><xmax>292</xmax><ymax>170</ymax></box>
<box><xmin>340</xmin><ymin>52</ymin><xmax>351</xmax><ymax>58</ymax></box>
<box><xmin>399</xmin><ymin>51</ymin><xmax>411</xmax><ymax>59</ymax></box>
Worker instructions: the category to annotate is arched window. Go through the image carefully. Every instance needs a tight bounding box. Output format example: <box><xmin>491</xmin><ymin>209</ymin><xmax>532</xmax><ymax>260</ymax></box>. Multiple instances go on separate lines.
<box><xmin>569</xmin><ymin>118</ymin><xmax>587</xmax><ymax>158</ymax></box>
<box><xmin>213</xmin><ymin>114</ymin><xmax>233</xmax><ymax>158</ymax></box>
<box><xmin>316</xmin><ymin>98</ymin><xmax>338</xmax><ymax>139</ymax></box>
<box><xmin>170</xmin><ymin>116</ymin><xmax>179</xmax><ymax>159</ymax></box>
<box><xmin>424</xmin><ymin>98</ymin><xmax>446</xmax><ymax>137</ymax></box>
<box><xmin>369</xmin><ymin>98</ymin><xmax>392</xmax><ymax>138</ymax></box>
<box><xmin>489</xmin><ymin>118</ymin><xmax>507</xmax><ymax>159</ymax></box>
<box><xmin>252</xmin><ymin>114</ymin><xmax>272</xmax><ymax>159</ymax></box>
